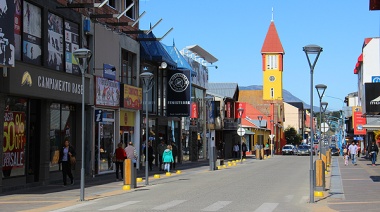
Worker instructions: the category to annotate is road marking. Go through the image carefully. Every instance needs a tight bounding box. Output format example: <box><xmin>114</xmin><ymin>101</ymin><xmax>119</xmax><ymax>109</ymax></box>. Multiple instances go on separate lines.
<box><xmin>254</xmin><ymin>203</ymin><xmax>279</xmax><ymax>212</ymax></box>
<box><xmin>299</xmin><ymin>196</ymin><xmax>309</xmax><ymax>204</ymax></box>
<box><xmin>283</xmin><ymin>195</ymin><xmax>294</xmax><ymax>202</ymax></box>
<box><xmin>99</xmin><ymin>201</ymin><xmax>140</xmax><ymax>210</ymax></box>
<box><xmin>50</xmin><ymin>201</ymin><xmax>96</xmax><ymax>212</ymax></box>
<box><xmin>152</xmin><ymin>200</ymin><xmax>186</xmax><ymax>210</ymax></box>
<box><xmin>201</xmin><ymin>201</ymin><xmax>232</xmax><ymax>211</ymax></box>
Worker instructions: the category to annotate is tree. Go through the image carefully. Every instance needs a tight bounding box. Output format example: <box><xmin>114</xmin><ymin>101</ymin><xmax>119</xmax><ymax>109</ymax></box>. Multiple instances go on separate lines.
<box><xmin>284</xmin><ymin>126</ymin><xmax>302</xmax><ymax>146</ymax></box>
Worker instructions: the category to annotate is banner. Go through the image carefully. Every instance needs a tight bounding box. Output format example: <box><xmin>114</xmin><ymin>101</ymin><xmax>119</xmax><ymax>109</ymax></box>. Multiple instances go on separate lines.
<box><xmin>3</xmin><ymin>111</ymin><xmax>26</xmax><ymax>177</ymax></box>
<box><xmin>95</xmin><ymin>77</ymin><xmax>120</xmax><ymax>107</ymax></box>
<box><xmin>364</xmin><ymin>83</ymin><xmax>380</xmax><ymax>114</ymax></box>
<box><xmin>122</xmin><ymin>84</ymin><xmax>142</xmax><ymax>110</ymax></box>
<box><xmin>190</xmin><ymin>102</ymin><xmax>198</xmax><ymax>119</ymax></box>
<box><xmin>103</xmin><ymin>63</ymin><xmax>116</xmax><ymax>80</ymax></box>
<box><xmin>22</xmin><ymin>1</ymin><xmax>42</xmax><ymax>65</ymax></box>
<box><xmin>167</xmin><ymin>69</ymin><xmax>191</xmax><ymax>117</ymax></box>
<box><xmin>235</xmin><ymin>102</ymin><xmax>246</xmax><ymax>118</ymax></box>
<box><xmin>0</xmin><ymin>0</ymin><xmax>15</xmax><ymax>67</ymax></box>
<box><xmin>352</xmin><ymin>106</ymin><xmax>366</xmax><ymax>135</ymax></box>
<box><xmin>47</xmin><ymin>12</ymin><xmax>63</xmax><ymax>71</ymax></box>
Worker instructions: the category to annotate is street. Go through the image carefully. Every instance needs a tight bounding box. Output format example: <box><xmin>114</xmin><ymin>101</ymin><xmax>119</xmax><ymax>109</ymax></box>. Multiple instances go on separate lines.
<box><xmin>25</xmin><ymin>156</ymin><xmax>314</xmax><ymax>212</ymax></box>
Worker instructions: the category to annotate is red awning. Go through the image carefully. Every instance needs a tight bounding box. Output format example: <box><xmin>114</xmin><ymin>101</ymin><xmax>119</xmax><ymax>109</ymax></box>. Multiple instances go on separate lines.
<box><xmin>358</xmin><ymin>53</ymin><xmax>363</xmax><ymax>62</ymax></box>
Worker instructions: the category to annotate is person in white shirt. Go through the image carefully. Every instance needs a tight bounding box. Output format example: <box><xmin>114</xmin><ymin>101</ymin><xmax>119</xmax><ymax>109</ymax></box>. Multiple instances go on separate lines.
<box><xmin>348</xmin><ymin>141</ymin><xmax>358</xmax><ymax>165</ymax></box>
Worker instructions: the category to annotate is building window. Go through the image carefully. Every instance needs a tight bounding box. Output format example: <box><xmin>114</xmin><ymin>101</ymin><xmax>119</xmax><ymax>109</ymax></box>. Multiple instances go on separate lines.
<box><xmin>266</xmin><ymin>55</ymin><xmax>278</xmax><ymax>70</ymax></box>
<box><xmin>120</xmin><ymin>49</ymin><xmax>137</xmax><ymax>86</ymax></box>
<box><xmin>23</xmin><ymin>2</ymin><xmax>42</xmax><ymax>65</ymax></box>
<box><xmin>49</xmin><ymin>103</ymin><xmax>76</xmax><ymax>172</ymax></box>
<box><xmin>124</xmin><ymin>0</ymin><xmax>135</xmax><ymax>19</ymax></box>
<box><xmin>108</xmin><ymin>0</ymin><xmax>116</xmax><ymax>8</ymax></box>
<box><xmin>270</xmin><ymin>88</ymin><xmax>274</xmax><ymax>99</ymax></box>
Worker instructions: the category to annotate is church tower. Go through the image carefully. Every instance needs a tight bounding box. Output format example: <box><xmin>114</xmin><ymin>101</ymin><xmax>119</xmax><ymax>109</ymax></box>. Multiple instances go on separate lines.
<box><xmin>261</xmin><ymin>19</ymin><xmax>284</xmax><ymax>100</ymax></box>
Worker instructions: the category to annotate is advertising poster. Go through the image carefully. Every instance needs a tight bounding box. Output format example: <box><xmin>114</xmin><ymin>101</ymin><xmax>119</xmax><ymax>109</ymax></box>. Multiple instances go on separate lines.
<box><xmin>65</xmin><ymin>20</ymin><xmax>79</xmax><ymax>74</ymax></box>
<box><xmin>167</xmin><ymin>69</ymin><xmax>191</xmax><ymax>117</ymax></box>
<box><xmin>95</xmin><ymin>77</ymin><xmax>120</xmax><ymax>107</ymax></box>
<box><xmin>353</xmin><ymin>106</ymin><xmax>366</xmax><ymax>135</ymax></box>
<box><xmin>364</xmin><ymin>83</ymin><xmax>380</xmax><ymax>114</ymax></box>
<box><xmin>122</xmin><ymin>84</ymin><xmax>142</xmax><ymax>110</ymax></box>
<box><xmin>190</xmin><ymin>102</ymin><xmax>198</xmax><ymax>119</ymax></box>
<box><xmin>3</xmin><ymin>111</ymin><xmax>26</xmax><ymax>178</ymax></box>
<box><xmin>103</xmin><ymin>63</ymin><xmax>116</xmax><ymax>80</ymax></box>
<box><xmin>47</xmin><ymin>12</ymin><xmax>63</xmax><ymax>71</ymax></box>
<box><xmin>22</xmin><ymin>1</ymin><xmax>41</xmax><ymax>65</ymax></box>
<box><xmin>14</xmin><ymin>0</ymin><xmax>22</xmax><ymax>60</ymax></box>
<box><xmin>0</xmin><ymin>0</ymin><xmax>15</xmax><ymax>67</ymax></box>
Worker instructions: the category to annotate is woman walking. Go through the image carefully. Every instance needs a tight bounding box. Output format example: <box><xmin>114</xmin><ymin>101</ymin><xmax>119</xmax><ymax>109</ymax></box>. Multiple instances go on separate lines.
<box><xmin>114</xmin><ymin>142</ymin><xmax>126</xmax><ymax>180</ymax></box>
<box><xmin>162</xmin><ymin>145</ymin><xmax>174</xmax><ymax>172</ymax></box>
<box><xmin>368</xmin><ymin>141</ymin><xmax>379</xmax><ymax>167</ymax></box>
<box><xmin>59</xmin><ymin>140</ymin><xmax>76</xmax><ymax>186</ymax></box>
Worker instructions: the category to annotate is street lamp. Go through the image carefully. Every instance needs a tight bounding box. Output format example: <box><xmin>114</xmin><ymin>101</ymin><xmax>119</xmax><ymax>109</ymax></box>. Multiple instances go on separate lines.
<box><xmin>238</xmin><ymin>108</ymin><xmax>244</xmax><ymax>163</ymax></box>
<box><xmin>315</xmin><ymin>84</ymin><xmax>327</xmax><ymax>159</ymax></box>
<box><xmin>140</xmin><ymin>72</ymin><xmax>154</xmax><ymax>186</ymax></box>
<box><xmin>73</xmin><ymin>48</ymin><xmax>92</xmax><ymax>202</ymax></box>
<box><xmin>258</xmin><ymin>116</ymin><xmax>263</xmax><ymax>159</ymax></box>
<box><xmin>303</xmin><ymin>44</ymin><xmax>323</xmax><ymax>204</ymax></box>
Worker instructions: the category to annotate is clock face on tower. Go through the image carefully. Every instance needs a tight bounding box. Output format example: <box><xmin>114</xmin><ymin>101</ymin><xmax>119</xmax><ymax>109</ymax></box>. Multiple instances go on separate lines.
<box><xmin>269</xmin><ymin>76</ymin><xmax>276</xmax><ymax>82</ymax></box>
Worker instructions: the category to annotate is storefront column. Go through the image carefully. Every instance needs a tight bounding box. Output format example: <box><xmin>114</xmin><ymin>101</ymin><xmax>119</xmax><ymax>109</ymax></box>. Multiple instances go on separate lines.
<box><xmin>39</xmin><ymin>100</ymin><xmax>51</xmax><ymax>185</ymax></box>
<box><xmin>134</xmin><ymin>110</ymin><xmax>141</xmax><ymax>170</ymax></box>
<box><xmin>0</xmin><ymin>93</ymin><xmax>5</xmax><ymax>192</ymax></box>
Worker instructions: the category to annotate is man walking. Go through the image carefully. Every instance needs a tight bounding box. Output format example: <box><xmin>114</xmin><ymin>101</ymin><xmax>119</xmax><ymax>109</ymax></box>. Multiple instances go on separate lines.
<box><xmin>157</xmin><ymin>140</ymin><xmax>166</xmax><ymax>171</ymax></box>
<box><xmin>348</xmin><ymin>141</ymin><xmax>358</xmax><ymax>166</ymax></box>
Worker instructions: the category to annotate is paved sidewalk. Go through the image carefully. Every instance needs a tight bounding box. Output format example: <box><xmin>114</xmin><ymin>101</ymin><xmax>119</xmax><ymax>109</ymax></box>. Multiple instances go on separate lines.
<box><xmin>0</xmin><ymin>158</ymin><xmax>254</xmax><ymax>212</ymax></box>
<box><xmin>322</xmin><ymin>155</ymin><xmax>380</xmax><ymax>211</ymax></box>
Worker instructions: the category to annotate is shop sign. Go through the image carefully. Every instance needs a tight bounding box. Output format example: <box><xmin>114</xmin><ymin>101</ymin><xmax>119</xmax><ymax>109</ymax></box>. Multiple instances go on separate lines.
<box><xmin>352</xmin><ymin>106</ymin><xmax>366</xmax><ymax>135</ymax></box>
<box><xmin>167</xmin><ymin>69</ymin><xmax>191</xmax><ymax>117</ymax></box>
<box><xmin>120</xmin><ymin>110</ymin><xmax>135</xmax><ymax>127</ymax></box>
<box><xmin>364</xmin><ymin>83</ymin><xmax>380</xmax><ymax>114</ymax></box>
<box><xmin>226</xmin><ymin>102</ymin><xmax>231</xmax><ymax>118</ymax></box>
<box><xmin>3</xmin><ymin>111</ymin><xmax>26</xmax><ymax>177</ymax></box>
<box><xmin>190</xmin><ymin>102</ymin><xmax>198</xmax><ymax>119</ymax></box>
<box><xmin>95</xmin><ymin>76</ymin><xmax>120</xmax><ymax>107</ymax></box>
<box><xmin>122</xmin><ymin>84</ymin><xmax>142</xmax><ymax>110</ymax></box>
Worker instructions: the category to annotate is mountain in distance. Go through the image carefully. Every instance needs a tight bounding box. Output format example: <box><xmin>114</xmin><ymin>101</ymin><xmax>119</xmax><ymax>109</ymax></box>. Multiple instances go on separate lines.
<box><xmin>239</xmin><ymin>85</ymin><xmax>322</xmax><ymax>112</ymax></box>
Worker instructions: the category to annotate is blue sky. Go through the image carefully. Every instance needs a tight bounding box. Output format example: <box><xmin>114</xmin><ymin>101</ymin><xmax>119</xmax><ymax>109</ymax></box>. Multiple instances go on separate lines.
<box><xmin>139</xmin><ymin>0</ymin><xmax>379</xmax><ymax>111</ymax></box>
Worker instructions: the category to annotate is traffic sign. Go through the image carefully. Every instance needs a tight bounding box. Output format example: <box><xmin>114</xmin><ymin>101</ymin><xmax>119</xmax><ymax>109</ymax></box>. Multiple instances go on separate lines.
<box><xmin>237</xmin><ymin>127</ymin><xmax>245</xmax><ymax>136</ymax></box>
<box><xmin>269</xmin><ymin>134</ymin><xmax>275</xmax><ymax>139</ymax></box>
<box><xmin>321</xmin><ymin>122</ymin><xmax>329</xmax><ymax>133</ymax></box>
<box><xmin>95</xmin><ymin>109</ymin><xmax>103</xmax><ymax>122</ymax></box>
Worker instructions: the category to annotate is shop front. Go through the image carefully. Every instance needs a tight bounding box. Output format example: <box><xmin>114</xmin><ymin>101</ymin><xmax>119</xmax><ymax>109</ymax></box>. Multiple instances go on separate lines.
<box><xmin>1</xmin><ymin>62</ymin><xmax>89</xmax><ymax>191</ymax></box>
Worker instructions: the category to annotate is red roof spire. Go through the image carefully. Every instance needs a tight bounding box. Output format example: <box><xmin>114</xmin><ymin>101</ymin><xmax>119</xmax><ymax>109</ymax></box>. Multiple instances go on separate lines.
<box><xmin>261</xmin><ymin>21</ymin><xmax>284</xmax><ymax>54</ymax></box>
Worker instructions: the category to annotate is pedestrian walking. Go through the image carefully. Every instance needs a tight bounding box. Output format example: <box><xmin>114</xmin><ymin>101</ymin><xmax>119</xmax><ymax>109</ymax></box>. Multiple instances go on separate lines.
<box><xmin>143</xmin><ymin>141</ymin><xmax>154</xmax><ymax>171</ymax></box>
<box><xmin>368</xmin><ymin>141</ymin><xmax>379</xmax><ymax>167</ymax></box>
<box><xmin>157</xmin><ymin>140</ymin><xmax>166</xmax><ymax>171</ymax></box>
<box><xmin>59</xmin><ymin>140</ymin><xmax>76</xmax><ymax>186</ymax></box>
<box><xmin>265</xmin><ymin>143</ymin><xmax>270</xmax><ymax>157</ymax></box>
<box><xmin>162</xmin><ymin>145</ymin><xmax>174</xmax><ymax>172</ymax></box>
<box><xmin>125</xmin><ymin>142</ymin><xmax>137</xmax><ymax>167</ymax></box>
<box><xmin>242</xmin><ymin>142</ymin><xmax>247</xmax><ymax>158</ymax></box>
<box><xmin>114</xmin><ymin>142</ymin><xmax>126</xmax><ymax>181</ymax></box>
<box><xmin>344</xmin><ymin>152</ymin><xmax>349</xmax><ymax>166</ymax></box>
<box><xmin>171</xmin><ymin>141</ymin><xmax>178</xmax><ymax>170</ymax></box>
<box><xmin>348</xmin><ymin>141</ymin><xmax>358</xmax><ymax>165</ymax></box>
<box><xmin>233</xmin><ymin>143</ymin><xmax>239</xmax><ymax>159</ymax></box>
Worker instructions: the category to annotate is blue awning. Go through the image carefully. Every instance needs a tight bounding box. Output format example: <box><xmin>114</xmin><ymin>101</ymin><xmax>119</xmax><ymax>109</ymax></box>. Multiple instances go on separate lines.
<box><xmin>138</xmin><ymin>32</ymin><xmax>177</xmax><ymax>68</ymax></box>
<box><xmin>162</xmin><ymin>43</ymin><xmax>197</xmax><ymax>77</ymax></box>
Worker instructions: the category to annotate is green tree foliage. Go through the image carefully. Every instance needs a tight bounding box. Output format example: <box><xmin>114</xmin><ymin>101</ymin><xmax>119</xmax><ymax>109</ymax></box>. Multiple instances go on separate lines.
<box><xmin>284</xmin><ymin>126</ymin><xmax>302</xmax><ymax>145</ymax></box>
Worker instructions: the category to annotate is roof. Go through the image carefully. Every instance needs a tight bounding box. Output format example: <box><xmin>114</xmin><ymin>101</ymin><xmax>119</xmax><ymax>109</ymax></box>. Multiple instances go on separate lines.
<box><xmin>261</xmin><ymin>21</ymin><xmax>285</xmax><ymax>54</ymax></box>
<box><xmin>138</xmin><ymin>32</ymin><xmax>177</xmax><ymax>68</ymax></box>
<box><xmin>162</xmin><ymin>43</ymin><xmax>197</xmax><ymax>77</ymax></box>
<box><xmin>186</xmin><ymin>45</ymin><xmax>218</xmax><ymax>64</ymax></box>
<box><xmin>208</xmin><ymin>83</ymin><xmax>239</xmax><ymax>99</ymax></box>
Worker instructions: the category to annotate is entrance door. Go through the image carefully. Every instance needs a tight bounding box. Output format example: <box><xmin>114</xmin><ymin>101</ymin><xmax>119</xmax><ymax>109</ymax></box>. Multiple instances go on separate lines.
<box><xmin>98</xmin><ymin>121</ymin><xmax>115</xmax><ymax>173</ymax></box>
<box><xmin>26</xmin><ymin>100</ymin><xmax>40</xmax><ymax>183</ymax></box>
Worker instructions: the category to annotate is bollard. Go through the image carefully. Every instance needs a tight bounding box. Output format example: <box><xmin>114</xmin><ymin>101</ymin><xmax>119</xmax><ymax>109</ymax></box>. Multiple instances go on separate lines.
<box><xmin>255</xmin><ymin>149</ymin><xmax>260</xmax><ymax>160</ymax></box>
<box><xmin>176</xmin><ymin>170</ymin><xmax>182</xmax><ymax>174</ymax></box>
<box><xmin>154</xmin><ymin>174</ymin><xmax>160</xmax><ymax>179</ymax></box>
<box><xmin>165</xmin><ymin>172</ymin><xmax>171</xmax><ymax>176</ymax></box>
<box><xmin>261</xmin><ymin>149</ymin><xmax>265</xmax><ymax>160</ymax></box>
<box><xmin>137</xmin><ymin>178</ymin><xmax>143</xmax><ymax>182</ymax></box>
<box><xmin>314</xmin><ymin>159</ymin><xmax>325</xmax><ymax>194</ymax></box>
<box><xmin>123</xmin><ymin>159</ymin><xmax>136</xmax><ymax>189</ymax></box>
<box><xmin>322</xmin><ymin>154</ymin><xmax>327</xmax><ymax>171</ymax></box>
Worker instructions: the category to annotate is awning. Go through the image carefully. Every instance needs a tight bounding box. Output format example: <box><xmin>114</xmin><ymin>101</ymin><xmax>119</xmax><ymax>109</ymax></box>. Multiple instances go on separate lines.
<box><xmin>244</xmin><ymin>128</ymin><xmax>255</xmax><ymax>135</ymax></box>
<box><xmin>138</xmin><ymin>32</ymin><xmax>177</xmax><ymax>68</ymax></box>
<box><xmin>162</xmin><ymin>43</ymin><xmax>197</xmax><ymax>77</ymax></box>
<box><xmin>363</xmin><ymin>117</ymin><xmax>380</xmax><ymax>131</ymax></box>
<box><xmin>186</xmin><ymin>44</ymin><xmax>218</xmax><ymax>64</ymax></box>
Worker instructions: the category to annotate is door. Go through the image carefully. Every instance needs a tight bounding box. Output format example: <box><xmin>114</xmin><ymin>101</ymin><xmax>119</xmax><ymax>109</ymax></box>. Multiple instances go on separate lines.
<box><xmin>98</xmin><ymin>121</ymin><xmax>115</xmax><ymax>173</ymax></box>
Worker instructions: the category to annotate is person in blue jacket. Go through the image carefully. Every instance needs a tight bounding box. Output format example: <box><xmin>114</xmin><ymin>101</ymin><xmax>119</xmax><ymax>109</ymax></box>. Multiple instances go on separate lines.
<box><xmin>162</xmin><ymin>145</ymin><xmax>174</xmax><ymax>172</ymax></box>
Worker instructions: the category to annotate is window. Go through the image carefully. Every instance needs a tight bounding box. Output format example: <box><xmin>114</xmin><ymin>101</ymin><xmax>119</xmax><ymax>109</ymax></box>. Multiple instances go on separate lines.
<box><xmin>270</xmin><ymin>88</ymin><xmax>274</xmax><ymax>99</ymax></box>
<box><xmin>124</xmin><ymin>0</ymin><xmax>135</xmax><ymax>19</ymax></box>
<box><xmin>108</xmin><ymin>0</ymin><xmax>116</xmax><ymax>8</ymax></box>
<box><xmin>120</xmin><ymin>49</ymin><xmax>137</xmax><ymax>86</ymax></box>
<box><xmin>266</xmin><ymin>55</ymin><xmax>278</xmax><ymax>70</ymax></box>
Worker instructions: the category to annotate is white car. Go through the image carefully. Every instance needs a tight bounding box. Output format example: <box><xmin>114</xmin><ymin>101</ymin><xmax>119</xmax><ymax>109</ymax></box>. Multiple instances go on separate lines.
<box><xmin>282</xmin><ymin>145</ymin><xmax>296</xmax><ymax>155</ymax></box>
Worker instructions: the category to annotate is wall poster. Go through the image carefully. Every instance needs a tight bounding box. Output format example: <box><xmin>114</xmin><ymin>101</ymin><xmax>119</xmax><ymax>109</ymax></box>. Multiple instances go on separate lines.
<box><xmin>22</xmin><ymin>1</ymin><xmax>42</xmax><ymax>65</ymax></box>
<box><xmin>65</xmin><ymin>20</ymin><xmax>79</xmax><ymax>74</ymax></box>
<box><xmin>47</xmin><ymin>12</ymin><xmax>63</xmax><ymax>71</ymax></box>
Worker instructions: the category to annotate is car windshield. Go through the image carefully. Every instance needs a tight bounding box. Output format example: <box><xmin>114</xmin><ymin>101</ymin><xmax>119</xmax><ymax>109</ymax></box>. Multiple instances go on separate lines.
<box><xmin>298</xmin><ymin>146</ymin><xmax>309</xmax><ymax>150</ymax></box>
<box><xmin>283</xmin><ymin>146</ymin><xmax>292</xmax><ymax>149</ymax></box>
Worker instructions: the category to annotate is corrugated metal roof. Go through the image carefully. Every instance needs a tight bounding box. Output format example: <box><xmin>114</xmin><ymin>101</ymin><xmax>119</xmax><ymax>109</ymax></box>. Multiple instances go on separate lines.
<box><xmin>208</xmin><ymin>83</ymin><xmax>238</xmax><ymax>99</ymax></box>
<box><xmin>161</xmin><ymin>43</ymin><xmax>197</xmax><ymax>77</ymax></box>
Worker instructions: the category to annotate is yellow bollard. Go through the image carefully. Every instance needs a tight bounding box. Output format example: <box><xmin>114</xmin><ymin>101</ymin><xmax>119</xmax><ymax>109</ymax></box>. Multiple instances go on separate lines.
<box><xmin>165</xmin><ymin>172</ymin><xmax>171</xmax><ymax>176</ymax></box>
<box><xmin>217</xmin><ymin>166</ymin><xmax>222</xmax><ymax>170</ymax></box>
<box><xmin>232</xmin><ymin>162</ymin><xmax>237</xmax><ymax>166</ymax></box>
<box><xmin>314</xmin><ymin>191</ymin><xmax>324</xmax><ymax>197</ymax></box>
<box><xmin>243</xmin><ymin>159</ymin><xmax>246</xmax><ymax>161</ymax></box>
<box><xmin>122</xmin><ymin>185</ymin><xmax>131</xmax><ymax>190</ymax></box>
<box><xmin>136</xmin><ymin>178</ymin><xmax>143</xmax><ymax>182</ymax></box>
<box><xmin>154</xmin><ymin>174</ymin><xmax>160</xmax><ymax>179</ymax></box>
<box><xmin>223</xmin><ymin>165</ymin><xmax>227</xmax><ymax>168</ymax></box>
<box><xmin>176</xmin><ymin>170</ymin><xmax>182</xmax><ymax>174</ymax></box>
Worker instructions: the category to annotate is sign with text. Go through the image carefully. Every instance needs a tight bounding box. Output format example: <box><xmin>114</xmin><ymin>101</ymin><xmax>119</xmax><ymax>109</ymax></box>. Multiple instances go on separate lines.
<box><xmin>352</xmin><ymin>106</ymin><xmax>366</xmax><ymax>135</ymax></box>
<box><xmin>364</xmin><ymin>83</ymin><xmax>380</xmax><ymax>114</ymax></box>
<box><xmin>190</xmin><ymin>102</ymin><xmax>198</xmax><ymax>119</ymax></box>
<box><xmin>95</xmin><ymin>77</ymin><xmax>120</xmax><ymax>107</ymax></box>
<box><xmin>120</xmin><ymin>110</ymin><xmax>135</xmax><ymax>127</ymax></box>
<box><xmin>3</xmin><ymin>111</ymin><xmax>26</xmax><ymax>177</ymax></box>
<box><xmin>121</xmin><ymin>84</ymin><xmax>142</xmax><ymax>110</ymax></box>
<box><xmin>167</xmin><ymin>69</ymin><xmax>191</xmax><ymax>117</ymax></box>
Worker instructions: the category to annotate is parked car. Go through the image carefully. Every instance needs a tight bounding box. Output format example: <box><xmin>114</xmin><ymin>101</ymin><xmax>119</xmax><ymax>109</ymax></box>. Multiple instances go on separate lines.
<box><xmin>330</xmin><ymin>146</ymin><xmax>340</xmax><ymax>156</ymax></box>
<box><xmin>282</xmin><ymin>145</ymin><xmax>296</xmax><ymax>155</ymax></box>
<box><xmin>297</xmin><ymin>145</ymin><xmax>310</xmax><ymax>156</ymax></box>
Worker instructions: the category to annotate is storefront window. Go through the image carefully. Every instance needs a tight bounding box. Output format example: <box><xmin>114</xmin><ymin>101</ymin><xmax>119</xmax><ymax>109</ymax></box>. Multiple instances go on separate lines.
<box><xmin>3</xmin><ymin>97</ymin><xmax>27</xmax><ymax>178</ymax></box>
<box><xmin>49</xmin><ymin>103</ymin><xmax>76</xmax><ymax>171</ymax></box>
<box><xmin>95</xmin><ymin>110</ymin><xmax>115</xmax><ymax>174</ymax></box>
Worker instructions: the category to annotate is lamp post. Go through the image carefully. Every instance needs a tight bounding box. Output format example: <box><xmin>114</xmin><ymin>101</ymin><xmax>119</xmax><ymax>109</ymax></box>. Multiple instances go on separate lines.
<box><xmin>205</xmin><ymin>97</ymin><xmax>214</xmax><ymax>171</ymax></box>
<box><xmin>238</xmin><ymin>108</ymin><xmax>244</xmax><ymax>163</ymax></box>
<box><xmin>320</xmin><ymin>102</ymin><xmax>328</xmax><ymax>150</ymax></box>
<box><xmin>73</xmin><ymin>48</ymin><xmax>92</xmax><ymax>202</ymax></box>
<box><xmin>258</xmin><ymin>116</ymin><xmax>263</xmax><ymax>158</ymax></box>
<box><xmin>140</xmin><ymin>72</ymin><xmax>154</xmax><ymax>185</ymax></box>
<box><xmin>315</xmin><ymin>84</ymin><xmax>327</xmax><ymax>159</ymax></box>
<box><xmin>303</xmin><ymin>44</ymin><xmax>323</xmax><ymax>203</ymax></box>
